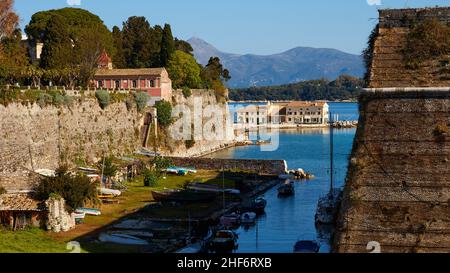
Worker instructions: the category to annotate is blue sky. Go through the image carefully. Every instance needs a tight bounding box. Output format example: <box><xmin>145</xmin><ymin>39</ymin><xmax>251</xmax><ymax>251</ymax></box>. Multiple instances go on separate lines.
<box><xmin>14</xmin><ymin>0</ymin><xmax>448</xmax><ymax>55</ymax></box>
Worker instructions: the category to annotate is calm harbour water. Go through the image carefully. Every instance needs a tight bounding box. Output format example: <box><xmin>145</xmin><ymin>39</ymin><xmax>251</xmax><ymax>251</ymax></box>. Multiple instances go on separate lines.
<box><xmin>209</xmin><ymin>102</ymin><xmax>358</xmax><ymax>253</ymax></box>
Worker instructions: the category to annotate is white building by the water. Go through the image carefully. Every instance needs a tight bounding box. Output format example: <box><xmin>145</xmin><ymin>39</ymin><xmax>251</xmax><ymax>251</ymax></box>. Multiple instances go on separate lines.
<box><xmin>236</xmin><ymin>101</ymin><xmax>329</xmax><ymax>127</ymax></box>
<box><xmin>285</xmin><ymin>101</ymin><xmax>329</xmax><ymax>125</ymax></box>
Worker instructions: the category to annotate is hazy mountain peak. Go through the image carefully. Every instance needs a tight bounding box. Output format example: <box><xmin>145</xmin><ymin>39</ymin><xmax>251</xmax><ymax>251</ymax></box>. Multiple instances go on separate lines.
<box><xmin>188</xmin><ymin>37</ymin><xmax>365</xmax><ymax>88</ymax></box>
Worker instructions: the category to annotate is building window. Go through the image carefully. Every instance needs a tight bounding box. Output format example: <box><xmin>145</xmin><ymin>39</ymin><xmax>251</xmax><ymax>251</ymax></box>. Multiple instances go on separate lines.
<box><xmin>150</xmin><ymin>80</ymin><xmax>155</xmax><ymax>88</ymax></box>
<box><xmin>132</xmin><ymin>80</ymin><xmax>137</xmax><ymax>88</ymax></box>
<box><xmin>98</xmin><ymin>80</ymin><xmax>103</xmax><ymax>88</ymax></box>
<box><xmin>115</xmin><ymin>80</ymin><xmax>121</xmax><ymax>89</ymax></box>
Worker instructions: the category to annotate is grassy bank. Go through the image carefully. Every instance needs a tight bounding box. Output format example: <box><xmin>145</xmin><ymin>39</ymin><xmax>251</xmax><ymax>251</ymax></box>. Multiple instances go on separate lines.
<box><xmin>0</xmin><ymin>228</ymin><xmax>69</xmax><ymax>253</ymax></box>
<box><xmin>0</xmin><ymin>170</ymin><xmax>229</xmax><ymax>253</ymax></box>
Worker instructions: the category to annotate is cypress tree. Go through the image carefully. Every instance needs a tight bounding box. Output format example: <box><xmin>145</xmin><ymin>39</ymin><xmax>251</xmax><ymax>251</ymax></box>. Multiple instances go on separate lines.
<box><xmin>160</xmin><ymin>23</ymin><xmax>175</xmax><ymax>67</ymax></box>
<box><xmin>112</xmin><ymin>26</ymin><xmax>126</xmax><ymax>68</ymax></box>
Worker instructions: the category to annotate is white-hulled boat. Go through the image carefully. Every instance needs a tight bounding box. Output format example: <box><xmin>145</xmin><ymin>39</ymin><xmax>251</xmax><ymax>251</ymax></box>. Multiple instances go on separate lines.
<box><xmin>76</xmin><ymin>208</ymin><xmax>101</xmax><ymax>216</ymax></box>
<box><xmin>98</xmin><ymin>233</ymin><xmax>149</xmax><ymax>245</ymax></box>
<box><xmin>220</xmin><ymin>213</ymin><xmax>241</xmax><ymax>227</ymax></box>
<box><xmin>240</xmin><ymin>212</ymin><xmax>257</xmax><ymax>224</ymax></box>
<box><xmin>99</xmin><ymin>188</ymin><xmax>122</xmax><ymax>197</ymax></box>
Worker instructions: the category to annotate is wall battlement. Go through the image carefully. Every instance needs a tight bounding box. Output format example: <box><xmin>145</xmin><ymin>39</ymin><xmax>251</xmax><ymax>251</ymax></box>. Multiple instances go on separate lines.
<box><xmin>379</xmin><ymin>7</ymin><xmax>450</xmax><ymax>28</ymax></box>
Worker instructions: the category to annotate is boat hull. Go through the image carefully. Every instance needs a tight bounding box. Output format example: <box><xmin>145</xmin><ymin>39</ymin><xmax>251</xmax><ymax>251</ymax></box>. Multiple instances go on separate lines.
<box><xmin>151</xmin><ymin>190</ymin><xmax>217</xmax><ymax>203</ymax></box>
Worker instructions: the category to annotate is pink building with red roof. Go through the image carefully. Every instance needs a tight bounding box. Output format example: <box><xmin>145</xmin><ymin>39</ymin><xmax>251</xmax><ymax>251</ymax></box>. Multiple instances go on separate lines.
<box><xmin>93</xmin><ymin>52</ymin><xmax>172</xmax><ymax>104</ymax></box>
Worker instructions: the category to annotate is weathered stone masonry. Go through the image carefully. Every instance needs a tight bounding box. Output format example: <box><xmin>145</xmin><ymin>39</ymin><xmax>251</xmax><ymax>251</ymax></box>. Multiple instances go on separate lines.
<box><xmin>334</xmin><ymin>7</ymin><xmax>450</xmax><ymax>253</ymax></box>
<box><xmin>0</xmin><ymin>99</ymin><xmax>144</xmax><ymax>191</ymax></box>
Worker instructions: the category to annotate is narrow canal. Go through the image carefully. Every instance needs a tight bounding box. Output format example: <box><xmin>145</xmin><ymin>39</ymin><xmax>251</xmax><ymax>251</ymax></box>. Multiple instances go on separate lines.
<box><xmin>208</xmin><ymin>102</ymin><xmax>358</xmax><ymax>253</ymax></box>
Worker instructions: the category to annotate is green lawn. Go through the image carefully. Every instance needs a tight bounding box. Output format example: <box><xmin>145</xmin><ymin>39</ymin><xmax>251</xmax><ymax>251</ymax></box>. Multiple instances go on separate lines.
<box><xmin>0</xmin><ymin>170</ymin><xmax>234</xmax><ymax>253</ymax></box>
<box><xmin>0</xmin><ymin>228</ymin><xmax>69</xmax><ymax>253</ymax></box>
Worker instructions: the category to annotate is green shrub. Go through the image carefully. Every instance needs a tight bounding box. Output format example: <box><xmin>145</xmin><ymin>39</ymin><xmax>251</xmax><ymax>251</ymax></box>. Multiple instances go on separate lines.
<box><xmin>134</xmin><ymin>92</ymin><xmax>150</xmax><ymax>112</ymax></box>
<box><xmin>34</xmin><ymin>166</ymin><xmax>99</xmax><ymax>212</ymax></box>
<box><xmin>63</xmin><ymin>95</ymin><xmax>74</xmax><ymax>106</ymax></box>
<box><xmin>403</xmin><ymin>19</ymin><xmax>450</xmax><ymax>69</ymax></box>
<box><xmin>37</xmin><ymin>93</ymin><xmax>53</xmax><ymax>107</ymax></box>
<box><xmin>155</xmin><ymin>100</ymin><xmax>173</xmax><ymax>127</ymax></box>
<box><xmin>143</xmin><ymin>168</ymin><xmax>160</xmax><ymax>187</ymax></box>
<box><xmin>95</xmin><ymin>90</ymin><xmax>110</xmax><ymax>109</ymax></box>
<box><xmin>182</xmin><ymin>87</ymin><xmax>192</xmax><ymax>98</ymax></box>
<box><xmin>52</xmin><ymin>93</ymin><xmax>65</xmax><ymax>106</ymax></box>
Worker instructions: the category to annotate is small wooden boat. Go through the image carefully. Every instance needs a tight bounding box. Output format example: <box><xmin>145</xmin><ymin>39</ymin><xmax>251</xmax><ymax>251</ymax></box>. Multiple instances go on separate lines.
<box><xmin>293</xmin><ymin>240</ymin><xmax>320</xmax><ymax>253</ymax></box>
<box><xmin>99</xmin><ymin>188</ymin><xmax>121</xmax><ymax>197</ymax></box>
<box><xmin>251</xmin><ymin>197</ymin><xmax>267</xmax><ymax>213</ymax></box>
<box><xmin>278</xmin><ymin>181</ymin><xmax>295</xmax><ymax>196</ymax></box>
<box><xmin>208</xmin><ymin>230</ymin><xmax>238</xmax><ymax>253</ymax></box>
<box><xmin>76</xmin><ymin>208</ymin><xmax>101</xmax><ymax>216</ymax></box>
<box><xmin>241</xmin><ymin>212</ymin><xmax>257</xmax><ymax>224</ymax></box>
<box><xmin>73</xmin><ymin>212</ymin><xmax>85</xmax><ymax>224</ymax></box>
<box><xmin>98</xmin><ymin>233</ymin><xmax>149</xmax><ymax>245</ymax></box>
<box><xmin>151</xmin><ymin>189</ymin><xmax>217</xmax><ymax>203</ymax></box>
<box><xmin>187</xmin><ymin>183</ymin><xmax>240</xmax><ymax>195</ymax></box>
<box><xmin>220</xmin><ymin>213</ymin><xmax>241</xmax><ymax>227</ymax></box>
<box><xmin>112</xmin><ymin>230</ymin><xmax>154</xmax><ymax>238</ymax></box>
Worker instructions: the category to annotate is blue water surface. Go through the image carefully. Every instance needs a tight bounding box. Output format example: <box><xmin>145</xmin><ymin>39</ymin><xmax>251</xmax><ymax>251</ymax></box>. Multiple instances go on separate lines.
<box><xmin>208</xmin><ymin>102</ymin><xmax>358</xmax><ymax>253</ymax></box>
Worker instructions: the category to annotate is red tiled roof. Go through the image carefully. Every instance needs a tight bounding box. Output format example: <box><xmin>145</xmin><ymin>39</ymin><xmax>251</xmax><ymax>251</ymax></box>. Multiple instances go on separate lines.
<box><xmin>95</xmin><ymin>68</ymin><xmax>166</xmax><ymax>77</ymax></box>
<box><xmin>97</xmin><ymin>51</ymin><xmax>112</xmax><ymax>63</ymax></box>
<box><xmin>287</xmin><ymin>101</ymin><xmax>327</xmax><ymax>108</ymax></box>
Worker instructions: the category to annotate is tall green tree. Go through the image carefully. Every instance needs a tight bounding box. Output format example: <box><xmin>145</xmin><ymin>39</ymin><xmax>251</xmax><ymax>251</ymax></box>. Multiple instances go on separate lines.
<box><xmin>175</xmin><ymin>38</ymin><xmax>194</xmax><ymax>55</ymax></box>
<box><xmin>160</xmin><ymin>24</ymin><xmax>175</xmax><ymax>67</ymax></box>
<box><xmin>167</xmin><ymin>50</ymin><xmax>202</xmax><ymax>88</ymax></box>
<box><xmin>0</xmin><ymin>29</ymin><xmax>30</xmax><ymax>84</ymax></box>
<box><xmin>121</xmin><ymin>16</ymin><xmax>154</xmax><ymax>68</ymax></box>
<box><xmin>155</xmin><ymin>100</ymin><xmax>173</xmax><ymax>128</ymax></box>
<box><xmin>26</xmin><ymin>8</ymin><xmax>113</xmax><ymax>86</ymax></box>
<box><xmin>112</xmin><ymin>26</ymin><xmax>126</xmax><ymax>68</ymax></box>
<box><xmin>40</xmin><ymin>15</ymin><xmax>73</xmax><ymax>70</ymax></box>
<box><xmin>200</xmin><ymin>57</ymin><xmax>231</xmax><ymax>100</ymax></box>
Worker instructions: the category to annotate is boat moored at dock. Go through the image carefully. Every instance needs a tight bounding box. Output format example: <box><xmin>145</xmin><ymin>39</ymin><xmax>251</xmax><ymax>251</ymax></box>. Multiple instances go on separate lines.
<box><xmin>208</xmin><ymin>230</ymin><xmax>239</xmax><ymax>253</ymax></box>
<box><xmin>278</xmin><ymin>181</ymin><xmax>295</xmax><ymax>196</ymax></box>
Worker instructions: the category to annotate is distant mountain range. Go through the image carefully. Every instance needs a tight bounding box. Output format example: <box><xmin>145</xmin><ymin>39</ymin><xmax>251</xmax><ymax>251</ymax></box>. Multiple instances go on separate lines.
<box><xmin>188</xmin><ymin>37</ymin><xmax>365</xmax><ymax>88</ymax></box>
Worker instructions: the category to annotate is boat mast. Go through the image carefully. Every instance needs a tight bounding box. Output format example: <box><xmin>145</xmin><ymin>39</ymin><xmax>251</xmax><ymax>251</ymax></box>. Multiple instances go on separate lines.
<box><xmin>329</xmin><ymin>112</ymin><xmax>334</xmax><ymax>195</ymax></box>
<box><xmin>222</xmin><ymin>165</ymin><xmax>226</xmax><ymax>210</ymax></box>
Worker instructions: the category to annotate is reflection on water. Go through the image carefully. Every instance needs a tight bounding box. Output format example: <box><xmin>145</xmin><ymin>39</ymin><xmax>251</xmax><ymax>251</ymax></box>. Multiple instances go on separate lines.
<box><xmin>208</xmin><ymin>103</ymin><xmax>358</xmax><ymax>253</ymax></box>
